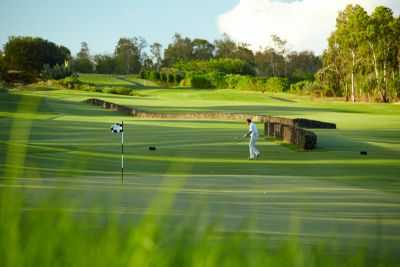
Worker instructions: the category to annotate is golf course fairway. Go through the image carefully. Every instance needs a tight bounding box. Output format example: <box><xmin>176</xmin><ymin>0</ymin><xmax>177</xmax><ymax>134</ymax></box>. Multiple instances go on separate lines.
<box><xmin>1</xmin><ymin>75</ymin><xmax>400</xmax><ymax>266</ymax></box>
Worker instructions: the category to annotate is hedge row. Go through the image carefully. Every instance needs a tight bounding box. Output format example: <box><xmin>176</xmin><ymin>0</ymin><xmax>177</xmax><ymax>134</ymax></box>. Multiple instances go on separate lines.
<box><xmin>264</xmin><ymin>122</ymin><xmax>317</xmax><ymax>150</ymax></box>
<box><xmin>139</xmin><ymin>68</ymin><xmax>184</xmax><ymax>86</ymax></box>
<box><xmin>182</xmin><ymin>73</ymin><xmax>291</xmax><ymax>92</ymax></box>
<box><xmin>173</xmin><ymin>58</ymin><xmax>256</xmax><ymax>76</ymax></box>
<box><xmin>139</xmin><ymin>67</ymin><xmax>293</xmax><ymax>92</ymax></box>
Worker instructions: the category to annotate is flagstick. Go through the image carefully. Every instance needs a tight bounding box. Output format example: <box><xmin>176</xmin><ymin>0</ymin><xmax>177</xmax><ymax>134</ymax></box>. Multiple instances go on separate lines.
<box><xmin>121</xmin><ymin>121</ymin><xmax>124</xmax><ymax>184</ymax></box>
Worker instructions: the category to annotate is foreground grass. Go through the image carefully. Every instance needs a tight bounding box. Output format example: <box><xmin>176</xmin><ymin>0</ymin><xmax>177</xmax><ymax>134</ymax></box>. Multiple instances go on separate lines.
<box><xmin>3</xmin><ymin>184</ymin><xmax>392</xmax><ymax>267</ymax></box>
<box><xmin>1</xmin><ymin>78</ymin><xmax>400</xmax><ymax>266</ymax></box>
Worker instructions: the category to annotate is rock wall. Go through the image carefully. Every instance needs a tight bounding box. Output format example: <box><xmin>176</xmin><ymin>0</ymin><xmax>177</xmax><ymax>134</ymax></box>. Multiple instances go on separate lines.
<box><xmin>85</xmin><ymin>98</ymin><xmax>334</xmax><ymax>150</ymax></box>
<box><xmin>264</xmin><ymin>122</ymin><xmax>317</xmax><ymax>150</ymax></box>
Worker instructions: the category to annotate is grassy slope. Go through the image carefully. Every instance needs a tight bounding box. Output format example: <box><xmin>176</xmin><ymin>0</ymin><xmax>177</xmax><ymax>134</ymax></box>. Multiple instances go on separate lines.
<box><xmin>1</xmin><ymin>75</ymin><xmax>400</xmax><ymax>264</ymax></box>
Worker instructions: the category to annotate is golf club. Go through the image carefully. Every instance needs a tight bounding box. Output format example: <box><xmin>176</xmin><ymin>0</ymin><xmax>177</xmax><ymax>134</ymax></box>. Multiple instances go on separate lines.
<box><xmin>233</xmin><ymin>136</ymin><xmax>246</xmax><ymax>143</ymax></box>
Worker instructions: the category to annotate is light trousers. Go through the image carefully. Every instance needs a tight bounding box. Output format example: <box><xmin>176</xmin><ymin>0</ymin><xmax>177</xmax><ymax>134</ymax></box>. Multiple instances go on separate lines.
<box><xmin>249</xmin><ymin>134</ymin><xmax>260</xmax><ymax>158</ymax></box>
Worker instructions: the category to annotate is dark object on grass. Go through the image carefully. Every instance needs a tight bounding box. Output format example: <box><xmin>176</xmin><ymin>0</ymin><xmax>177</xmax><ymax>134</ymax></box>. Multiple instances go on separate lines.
<box><xmin>149</xmin><ymin>147</ymin><xmax>156</xmax><ymax>151</ymax></box>
<box><xmin>360</xmin><ymin>151</ymin><xmax>368</xmax><ymax>155</ymax></box>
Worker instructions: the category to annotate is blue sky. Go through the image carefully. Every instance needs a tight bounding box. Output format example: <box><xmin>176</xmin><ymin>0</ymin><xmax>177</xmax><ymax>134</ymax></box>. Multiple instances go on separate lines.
<box><xmin>1</xmin><ymin>0</ymin><xmax>398</xmax><ymax>55</ymax></box>
<box><xmin>0</xmin><ymin>0</ymin><xmax>241</xmax><ymax>54</ymax></box>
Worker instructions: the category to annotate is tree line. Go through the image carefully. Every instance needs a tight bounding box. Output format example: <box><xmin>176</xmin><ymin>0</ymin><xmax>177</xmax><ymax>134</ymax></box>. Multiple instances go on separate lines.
<box><xmin>0</xmin><ymin>34</ymin><xmax>321</xmax><ymax>84</ymax></box>
<box><xmin>70</xmin><ymin>33</ymin><xmax>321</xmax><ymax>84</ymax></box>
<box><xmin>317</xmin><ymin>5</ymin><xmax>400</xmax><ymax>102</ymax></box>
<box><xmin>0</xmin><ymin>36</ymin><xmax>71</xmax><ymax>83</ymax></box>
<box><xmin>0</xmin><ymin>4</ymin><xmax>398</xmax><ymax>102</ymax></box>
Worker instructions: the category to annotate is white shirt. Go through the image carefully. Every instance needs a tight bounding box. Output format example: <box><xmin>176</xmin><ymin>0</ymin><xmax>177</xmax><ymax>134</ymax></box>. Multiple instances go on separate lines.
<box><xmin>249</xmin><ymin>122</ymin><xmax>258</xmax><ymax>136</ymax></box>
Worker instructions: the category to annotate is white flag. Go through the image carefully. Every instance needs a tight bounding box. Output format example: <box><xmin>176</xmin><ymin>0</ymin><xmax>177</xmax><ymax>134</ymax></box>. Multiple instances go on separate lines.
<box><xmin>111</xmin><ymin>123</ymin><xmax>123</xmax><ymax>133</ymax></box>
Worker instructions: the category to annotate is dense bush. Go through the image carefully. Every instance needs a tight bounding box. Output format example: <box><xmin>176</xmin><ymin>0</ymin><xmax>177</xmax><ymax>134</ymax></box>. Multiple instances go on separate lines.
<box><xmin>206</xmin><ymin>72</ymin><xmax>228</xmax><ymax>88</ymax></box>
<box><xmin>129</xmin><ymin>91</ymin><xmax>143</xmax><ymax>97</ymax></box>
<box><xmin>183</xmin><ymin>73</ymin><xmax>292</xmax><ymax>92</ymax></box>
<box><xmin>173</xmin><ymin>58</ymin><xmax>255</xmax><ymax>75</ymax></box>
<box><xmin>139</xmin><ymin>70</ymin><xmax>146</xmax><ymax>79</ymax></box>
<box><xmin>290</xmin><ymin>80</ymin><xmax>310</xmax><ymax>94</ymax></box>
<box><xmin>235</xmin><ymin>76</ymin><xmax>257</xmax><ymax>91</ymax></box>
<box><xmin>0</xmin><ymin>52</ymin><xmax>5</xmax><ymax>82</ymax></box>
<box><xmin>41</xmin><ymin>63</ymin><xmax>74</xmax><ymax>81</ymax></box>
<box><xmin>139</xmin><ymin>68</ymin><xmax>185</xmax><ymax>87</ymax></box>
<box><xmin>1</xmin><ymin>36</ymin><xmax>70</xmax><ymax>83</ymax></box>
<box><xmin>302</xmin><ymin>81</ymin><xmax>324</xmax><ymax>97</ymax></box>
<box><xmin>160</xmin><ymin>72</ymin><xmax>167</xmax><ymax>82</ymax></box>
<box><xmin>142</xmin><ymin>65</ymin><xmax>296</xmax><ymax>92</ymax></box>
<box><xmin>58</xmin><ymin>74</ymin><xmax>82</xmax><ymax>89</ymax></box>
<box><xmin>173</xmin><ymin>72</ymin><xmax>183</xmax><ymax>84</ymax></box>
<box><xmin>209</xmin><ymin>58</ymin><xmax>255</xmax><ymax>75</ymax></box>
<box><xmin>290</xmin><ymin>80</ymin><xmax>330</xmax><ymax>96</ymax></box>
<box><xmin>148</xmin><ymin>70</ymin><xmax>160</xmax><ymax>81</ymax></box>
<box><xmin>225</xmin><ymin>75</ymin><xmax>240</xmax><ymax>89</ymax></box>
<box><xmin>106</xmin><ymin>86</ymin><xmax>132</xmax><ymax>95</ymax></box>
<box><xmin>190</xmin><ymin>75</ymin><xmax>213</xmax><ymax>89</ymax></box>
<box><xmin>290</xmin><ymin>68</ymin><xmax>315</xmax><ymax>83</ymax></box>
<box><xmin>265</xmin><ymin>77</ymin><xmax>290</xmax><ymax>92</ymax></box>
<box><xmin>79</xmin><ymin>84</ymin><xmax>103</xmax><ymax>92</ymax></box>
<box><xmin>0</xmin><ymin>83</ymin><xmax>8</xmax><ymax>93</ymax></box>
<box><xmin>167</xmin><ymin>73</ymin><xmax>174</xmax><ymax>84</ymax></box>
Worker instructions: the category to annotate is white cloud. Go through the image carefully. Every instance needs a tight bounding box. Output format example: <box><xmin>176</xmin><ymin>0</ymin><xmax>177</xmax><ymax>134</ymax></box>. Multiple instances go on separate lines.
<box><xmin>218</xmin><ymin>0</ymin><xmax>400</xmax><ymax>54</ymax></box>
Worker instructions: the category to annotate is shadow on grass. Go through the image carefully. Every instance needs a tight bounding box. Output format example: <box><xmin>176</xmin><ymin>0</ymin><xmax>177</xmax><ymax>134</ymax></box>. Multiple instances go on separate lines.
<box><xmin>316</xmin><ymin>128</ymin><xmax>400</xmax><ymax>153</ymax></box>
<box><xmin>0</xmin><ymin>93</ymin><xmax>54</xmax><ymax>115</ymax></box>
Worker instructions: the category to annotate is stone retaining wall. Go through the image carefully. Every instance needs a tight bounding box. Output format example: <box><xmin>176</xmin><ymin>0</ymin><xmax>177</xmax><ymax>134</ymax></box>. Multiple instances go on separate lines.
<box><xmin>85</xmin><ymin>98</ymin><xmax>332</xmax><ymax>150</ymax></box>
<box><xmin>264</xmin><ymin>122</ymin><xmax>317</xmax><ymax>150</ymax></box>
<box><xmin>84</xmin><ymin>98</ymin><xmax>336</xmax><ymax>128</ymax></box>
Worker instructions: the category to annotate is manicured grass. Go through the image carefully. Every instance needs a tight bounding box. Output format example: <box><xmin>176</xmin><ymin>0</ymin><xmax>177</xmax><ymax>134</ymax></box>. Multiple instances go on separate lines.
<box><xmin>78</xmin><ymin>74</ymin><xmax>159</xmax><ymax>89</ymax></box>
<box><xmin>1</xmin><ymin>76</ymin><xmax>400</xmax><ymax>266</ymax></box>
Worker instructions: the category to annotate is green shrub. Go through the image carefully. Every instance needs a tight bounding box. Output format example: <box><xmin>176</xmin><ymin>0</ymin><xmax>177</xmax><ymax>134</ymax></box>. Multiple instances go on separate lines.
<box><xmin>175</xmin><ymin>58</ymin><xmax>255</xmax><ymax>75</ymax></box>
<box><xmin>206</xmin><ymin>72</ymin><xmax>227</xmax><ymax>89</ymax></box>
<box><xmin>129</xmin><ymin>91</ymin><xmax>142</xmax><ymax>97</ymax></box>
<box><xmin>234</xmin><ymin>76</ymin><xmax>256</xmax><ymax>91</ymax></box>
<box><xmin>80</xmin><ymin>84</ymin><xmax>103</xmax><ymax>93</ymax></box>
<box><xmin>114</xmin><ymin>86</ymin><xmax>131</xmax><ymax>95</ymax></box>
<box><xmin>59</xmin><ymin>74</ymin><xmax>82</xmax><ymax>89</ymax></box>
<box><xmin>0</xmin><ymin>83</ymin><xmax>8</xmax><ymax>93</ymax></box>
<box><xmin>149</xmin><ymin>70</ymin><xmax>160</xmax><ymax>81</ymax></box>
<box><xmin>265</xmin><ymin>77</ymin><xmax>290</xmax><ymax>92</ymax></box>
<box><xmin>174</xmin><ymin>73</ymin><xmax>183</xmax><ymax>84</ymax></box>
<box><xmin>160</xmin><ymin>72</ymin><xmax>167</xmax><ymax>82</ymax></box>
<box><xmin>167</xmin><ymin>73</ymin><xmax>174</xmax><ymax>84</ymax></box>
<box><xmin>190</xmin><ymin>75</ymin><xmax>213</xmax><ymax>89</ymax></box>
<box><xmin>303</xmin><ymin>81</ymin><xmax>323</xmax><ymax>97</ymax></box>
<box><xmin>139</xmin><ymin>70</ymin><xmax>146</xmax><ymax>79</ymax></box>
<box><xmin>105</xmin><ymin>87</ymin><xmax>117</xmax><ymax>94</ymax></box>
<box><xmin>105</xmin><ymin>86</ymin><xmax>132</xmax><ymax>95</ymax></box>
<box><xmin>225</xmin><ymin>75</ymin><xmax>240</xmax><ymax>89</ymax></box>
<box><xmin>290</xmin><ymin>80</ymin><xmax>310</xmax><ymax>94</ymax></box>
<box><xmin>180</xmin><ymin>79</ymin><xmax>189</xmax><ymax>87</ymax></box>
<box><xmin>41</xmin><ymin>64</ymin><xmax>74</xmax><ymax>81</ymax></box>
<box><xmin>290</xmin><ymin>69</ymin><xmax>315</xmax><ymax>83</ymax></box>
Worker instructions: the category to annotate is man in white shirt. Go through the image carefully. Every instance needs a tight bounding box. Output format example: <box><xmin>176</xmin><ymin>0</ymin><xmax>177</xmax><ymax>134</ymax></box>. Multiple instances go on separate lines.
<box><xmin>243</xmin><ymin>118</ymin><xmax>260</xmax><ymax>160</ymax></box>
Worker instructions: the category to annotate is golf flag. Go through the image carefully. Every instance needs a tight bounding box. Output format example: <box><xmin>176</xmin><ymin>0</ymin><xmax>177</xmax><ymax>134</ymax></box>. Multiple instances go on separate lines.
<box><xmin>111</xmin><ymin>122</ymin><xmax>124</xmax><ymax>184</ymax></box>
<box><xmin>111</xmin><ymin>123</ymin><xmax>123</xmax><ymax>133</ymax></box>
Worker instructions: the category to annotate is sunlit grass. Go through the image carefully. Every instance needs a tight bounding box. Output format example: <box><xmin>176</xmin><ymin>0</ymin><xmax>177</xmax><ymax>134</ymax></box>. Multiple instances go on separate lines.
<box><xmin>1</xmin><ymin>77</ymin><xmax>400</xmax><ymax>266</ymax></box>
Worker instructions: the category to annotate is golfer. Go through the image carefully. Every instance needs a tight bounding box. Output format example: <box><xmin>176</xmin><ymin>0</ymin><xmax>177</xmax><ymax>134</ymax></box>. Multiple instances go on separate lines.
<box><xmin>243</xmin><ymin>118</ymin><xmax>260</xmax><ymax>160</ymax></box>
